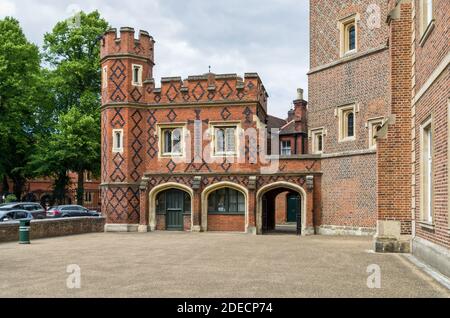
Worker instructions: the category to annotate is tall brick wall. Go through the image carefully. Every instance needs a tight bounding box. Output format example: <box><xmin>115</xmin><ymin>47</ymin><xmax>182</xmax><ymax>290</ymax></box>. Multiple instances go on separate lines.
<box><xmin>320</xmin><ymin>155</ymin><xmax>378</xmax><ymax>228</ymax></box>
<box><xmin>308</xmin><ymin>0</ymin><xmax>390</xmax><ymax>232</ymax></box>
<box><xmin>412</xmin><ymin>0</ymin><xmax>450</xmax><ymax>249</ymax></box>
<box><xmin>310</xmin><ymin>0</ymin><xmax>390</xmax><ymax>69</ymax></box>
<box><xmin>376</xmin><ymin>1</ymin><xmax>413</xmax><ymax>237</ymax></box>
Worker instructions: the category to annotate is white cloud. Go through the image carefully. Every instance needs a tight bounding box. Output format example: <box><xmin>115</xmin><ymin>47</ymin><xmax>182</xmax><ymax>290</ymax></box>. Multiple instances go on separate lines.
<box><xmin>3</xmin><ymin>0</ymin><xmax>310</xmax><ymax>118</ymax></box>
<box><xmin>0</xmin><ymin>0</ymin><xmax>16</xmax><ymax>17</ymax></box>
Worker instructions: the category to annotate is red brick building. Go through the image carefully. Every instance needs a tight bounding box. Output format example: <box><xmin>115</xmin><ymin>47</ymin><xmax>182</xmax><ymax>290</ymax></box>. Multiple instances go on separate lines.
<box><xmin>100</xmin><ymin>28</ymin><xmax>320</xmax><ymax>234</ymax></box>
<box><xmin>0</xmin><ymin>172</ymin><xmax>101</xmax><ymax>211</ymax></box>
<box><xmin>308</xmin><ymin>0</ymin><xmax>449</xmax><ymax>275</ymax></box>
<box><xmin>100</xmin><ymin>0</ymin><xmax>448</xmax><ymax>274</ymax></box>
<box><xmin>372</xmin><ymin>0</ymin><xmax>449</xmax><ymax>276</ymax></box>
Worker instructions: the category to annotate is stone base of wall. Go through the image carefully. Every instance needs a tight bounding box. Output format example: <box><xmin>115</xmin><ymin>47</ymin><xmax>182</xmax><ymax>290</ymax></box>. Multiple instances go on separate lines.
<box><xmin>413</xmin><ymin>236</ymin><xmax>450</xmax><ymax>278</ymax></box>
<box><xmin>373</xmin><ymin>236</ymin><xmax>411</xmax><ymax>253</ymax></box>
<box><xmin>304</xmin><ymin>227</ymin><xmax>315</xmax><ymax>235</ymax></box>
<box><xmin>104</xmin><ymin>224</ymin><xmax>139</xmax><ymax>232</ymax></box>
<box><xmin>316</xmin><ymin>225</ymin><xmax>376</xmax><ymax>236</ymax></box>
<box><xmin>0</xmin><ymin>217</ymin><xmax>105</xmax><ymax>243</ymax></box>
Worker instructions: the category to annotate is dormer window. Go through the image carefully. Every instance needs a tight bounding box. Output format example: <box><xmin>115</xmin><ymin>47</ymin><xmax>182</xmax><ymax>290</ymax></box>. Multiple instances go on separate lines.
<box><xmin>132</xmin><ymin>64</ymin><xmax>143</xmax><ymax>86</ymax></box>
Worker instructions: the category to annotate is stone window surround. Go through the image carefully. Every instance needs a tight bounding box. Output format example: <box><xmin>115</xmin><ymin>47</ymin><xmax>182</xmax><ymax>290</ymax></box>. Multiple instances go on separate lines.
<box><xmin>157</xmin><ymin>123</ymin><xmax>187</xmax><ymax>159</ymax></box>
<box><xmin>338</xmin><ymin>13</ymin><xmax>360</xmax><ymax>58</ymax></box>
<box><xmin>132</xmin><ymin>64</ymin><xmax>143</xmax><ymax>86</ymax></box>
<box><xmin>209</xmin><ymin>121</ymin><xmax>242</xmax><ymax>158</ymax></box>
<box><xmin>310</xmin><ymin>127</ymin><xmax>325</xmax><ymax>154</ymax></box>
<box><xmin>336</xmin><ymin>104</ymin><xmax>357</xmax><ymax>142</ymax></box>
<box><xmin>419</xmin><ymin>116</ymin><xmax>434</xmax><ymax>226</ymax></box>
<box><xmin>419</xmin><ymin>0</ymin><xmax>435</xmax><ymax>47</ymax></box>
<box><xmin>112</xmin><ymin>129</ymin><xmax>124</xmax><ymax>153</ymax></box>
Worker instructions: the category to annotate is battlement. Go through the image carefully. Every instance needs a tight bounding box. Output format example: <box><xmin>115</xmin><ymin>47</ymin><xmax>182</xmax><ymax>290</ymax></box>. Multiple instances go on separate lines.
<box><xmin>100</xmin><ymin>27</ymin><xmax>268</xmax><ymax>111</ymax></box>
<box><xmin>100</xmin><ymin>27</ymin><xmax>154</xmax><ymax>63</ymax></box>
<box><xmin>142</xmin><ymin>72</ymin><xmax>268</xmax><ymax>109</ymax></box>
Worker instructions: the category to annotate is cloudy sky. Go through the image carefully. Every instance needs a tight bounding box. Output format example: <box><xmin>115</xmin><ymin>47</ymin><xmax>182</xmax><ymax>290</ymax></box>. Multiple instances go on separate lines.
<box><xmin>0</xmin><ymin>0</ymin><xmax>309</xmax><ymax>118</ymax></box>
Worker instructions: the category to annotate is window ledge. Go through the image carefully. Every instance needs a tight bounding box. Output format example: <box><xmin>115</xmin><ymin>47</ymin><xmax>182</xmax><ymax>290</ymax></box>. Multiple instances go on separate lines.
<box><xmin>208</xmin><ymin>213</ymin><xmax>245</xmax><ymax>216</ymax></box>
<box><xmin>213</xmin><ymin>153</ymin><xmax>238</xmax><ymax>158</ymax></box>
<box><xmin>161</xmin><ymin>153</ymin><xmax>183</xmax><ymax>158</ymax></box>
<box><xmin>418</xmin><ymin>221</ymin><xmax>435</xmax><ymax>231</ymax></box>
<box><xmin>339</xmin><ymin>137</ymin><xmax>356</xmax><ymax>143</ymax></box>
<box><xmin>419</xmin><ymin>20</ymin><xmax>435</xmax><ymax>47</ymax></box>
<box><xmin>342</xmin><ymin>49</ymin><xmax>357</xmax><ymax>57</ymax></box>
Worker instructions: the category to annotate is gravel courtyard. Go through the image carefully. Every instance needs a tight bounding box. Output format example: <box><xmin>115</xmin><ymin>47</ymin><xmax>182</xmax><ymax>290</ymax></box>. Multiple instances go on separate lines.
<box><xmin>0</xmin><ymin>232</ymin><xmax>448</xmax><ymax>298</ymax></box>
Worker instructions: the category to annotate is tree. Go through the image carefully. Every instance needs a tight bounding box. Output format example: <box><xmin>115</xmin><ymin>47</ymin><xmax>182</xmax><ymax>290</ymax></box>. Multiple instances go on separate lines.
<box><xmin>38</xmin><ymin>11</ymin><xmax>108</xmax><ymax>203</ymax></box>
<box><xmin>30</xmin><ymin>108</ymin><xmax>100</xmax><ymax>205</ymax></box>
<box><xmin>43</xmin><ymin>10</ymin><xmax>108</xmax><ymax>115</ymax></box>
<box><xmin>0</xmin><ymin>17</ymin><xmax>41</xmax><ymax>199</ymax></box>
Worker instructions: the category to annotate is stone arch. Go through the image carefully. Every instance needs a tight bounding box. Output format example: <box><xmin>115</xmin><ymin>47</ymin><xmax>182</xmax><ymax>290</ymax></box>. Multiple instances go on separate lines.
<box><xmin>148</xmin><ymin>183</ymin><xmax>194</xmax><ymax>231</ymax></box>
<box><xmin>201</xmin><ymin>181</ymin><xmax>249</xmax><ymax>232</ymax></box>
<box><xmin>256</xmin><ymin>181</ymin><xmax>308</xmax><ymax>236</ymax></box>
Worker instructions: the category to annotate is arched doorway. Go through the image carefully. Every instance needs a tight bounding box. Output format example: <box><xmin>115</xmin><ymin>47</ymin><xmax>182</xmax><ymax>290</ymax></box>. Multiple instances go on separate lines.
<box><xmin>149</xmin><ymin>183</ymin><xmax>194</xmax><ymax>232</ymax></box>
<box><xmin>257</xmin><ymin>182</ymin><xmax>307</xmax><ymax>236</ymax></box>
<box><xmin>201</xmin><ymin>182</ymin><xmax>248</xmax><ymax>232</ymax></box>
<box><xmin>156</xmin><ymin>189</ymin><xmax>191</xmax><ymax>231</ymax></box>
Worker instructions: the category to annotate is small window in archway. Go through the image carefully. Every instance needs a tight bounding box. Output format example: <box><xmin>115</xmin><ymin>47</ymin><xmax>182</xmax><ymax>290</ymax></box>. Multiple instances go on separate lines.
<box><xmin>208</xmin><ymin>188</ymin><xmax>245</xmax><ymax>214</ymax></box>
<box><xmin>156</xmin><ymin>189</ymin><xmax>191</xmax><ymax>214</ymax></box>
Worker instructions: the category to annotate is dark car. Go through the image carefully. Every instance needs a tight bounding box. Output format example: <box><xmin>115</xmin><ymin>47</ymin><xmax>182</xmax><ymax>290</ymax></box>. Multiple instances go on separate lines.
<box><xmin>46</xmin><ymin>205</ymin><xmax>100</xmax><ymax>218</ymax></box>
<box><xmin>0</xmin><ymin>210</ymin><xmax>33</xmax><ymax>222</ymax></box>
<box><xmin>0</xmin><ymin>202</ymin><xmax>46</xmax><ymax>219</ymax></box>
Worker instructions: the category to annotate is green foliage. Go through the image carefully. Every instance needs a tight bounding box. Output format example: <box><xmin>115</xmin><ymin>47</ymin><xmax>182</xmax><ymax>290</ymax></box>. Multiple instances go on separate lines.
<box><xmin>1</xmin><ymin>12</ymin><xmax>108</xmax><ymax>204</ymax></box>
<box><xmin>30</xmin><ymin>107</ymin><xmax>101</xmax><ymax>204</ymax></box>
<box><xmin>5</xmin><ymin>194</ymin><xmax>17</xmax><ymax>203</ymax></box>
<box><xmin>43</xmin><ymin>10</ymin><xmax>108</xmax><ymax>115</ymax></box>
<box><xmin>29</xmin><ymin>11</ymin><xmax>107</xmax><ymax>203</ymax></box>
<box><xmin>0</xmin><ymin>17</ymin><xmax>42</xmax><ymax>198</ymax></box>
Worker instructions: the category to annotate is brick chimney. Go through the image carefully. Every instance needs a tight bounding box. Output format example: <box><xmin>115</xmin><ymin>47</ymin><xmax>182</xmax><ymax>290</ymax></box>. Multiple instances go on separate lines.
<box><xmin>293</xmin><ymin>88</ymin><xmax>308</xmax><ymax>132</ymax></box>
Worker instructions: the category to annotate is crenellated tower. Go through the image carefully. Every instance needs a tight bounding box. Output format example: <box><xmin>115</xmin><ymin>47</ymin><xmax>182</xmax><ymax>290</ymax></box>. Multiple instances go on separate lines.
<box><xmin>100</xmin><ymin>28</ymin><xmax>155</xmax><ymax>231</ymax></box>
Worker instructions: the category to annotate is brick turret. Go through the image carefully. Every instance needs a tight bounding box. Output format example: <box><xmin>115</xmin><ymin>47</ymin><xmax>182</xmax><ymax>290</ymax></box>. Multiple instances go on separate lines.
<box><xmin>101</xmin><ymin>27</ymin><xmax>155</xmax><ymax>105</ymax></box>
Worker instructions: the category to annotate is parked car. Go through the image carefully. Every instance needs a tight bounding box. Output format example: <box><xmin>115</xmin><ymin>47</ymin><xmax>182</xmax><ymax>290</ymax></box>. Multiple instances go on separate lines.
<box><xmin>46</xmin><ymin>205</ymin><xmax>100</xmax><ymax>218</ymax></box>
<box><xmin>0</xmin><ymin>210</ymin><xmax>33</xmax><ymax>222</ymax></box>
<box><xmin>0</xmin><ymin>202</ymin><xmax>46</xmax><ymax>219</ymax></box>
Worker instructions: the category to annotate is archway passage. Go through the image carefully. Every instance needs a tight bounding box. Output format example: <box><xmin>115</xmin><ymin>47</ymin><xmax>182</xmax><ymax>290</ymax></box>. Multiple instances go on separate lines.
<box><xmin>156</xmin><ymin>189</ymin><xmax>191</xmax><ymax>231</ymax></box>
<box><xmin>262</xmin><ymin>187</ymin><xmax>302</xmax><ymax>235</ymax></box>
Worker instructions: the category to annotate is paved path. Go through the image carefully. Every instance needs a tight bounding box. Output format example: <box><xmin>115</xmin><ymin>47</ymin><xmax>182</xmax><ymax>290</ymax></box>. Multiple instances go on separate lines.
<box><xmin>0</xmin><ymin>232</ymin><xmax>448</xmax><ymax>298</ymax></box>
